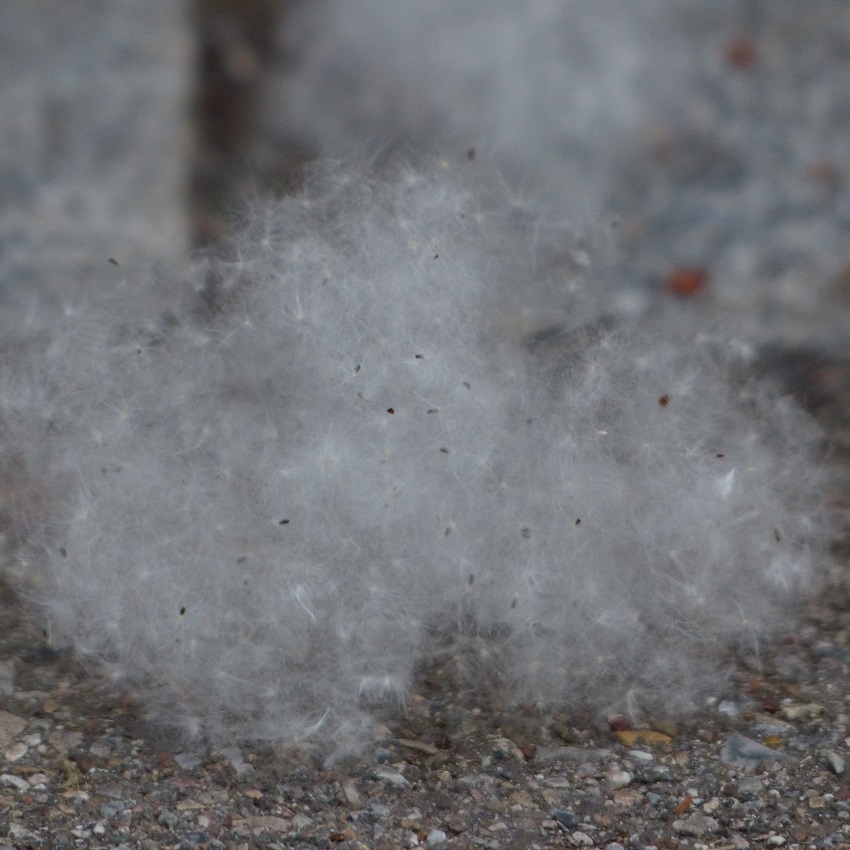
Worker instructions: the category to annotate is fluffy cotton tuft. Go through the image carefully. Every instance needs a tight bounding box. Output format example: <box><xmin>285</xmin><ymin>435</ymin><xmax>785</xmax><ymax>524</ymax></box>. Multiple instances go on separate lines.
<box><xmin>3</xmin><ymin>159</ymin><xmax>826</xmax><ymax>752</ymax></box>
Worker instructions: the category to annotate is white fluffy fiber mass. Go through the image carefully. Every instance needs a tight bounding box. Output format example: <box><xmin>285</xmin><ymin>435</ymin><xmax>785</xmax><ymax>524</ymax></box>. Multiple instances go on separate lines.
<box><xmin>5</xmin><ymin>160</ymin><xmax>825</xmax><ymax>750</ymax></box>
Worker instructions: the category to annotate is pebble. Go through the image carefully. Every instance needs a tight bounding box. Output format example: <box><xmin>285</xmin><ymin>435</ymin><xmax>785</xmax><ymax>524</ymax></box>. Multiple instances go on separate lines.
<box><xmin>426</xmin><ymin>828</ymin><xmax>447</xmax><ymax>845</ymax></box>
<box><xmin>371</xmin><ymin>765</ymin><xmax>410</xmax><ymax>788</ymax></box>
<box><xmin>0</xmin><ymin>711</ymin><xmax>27</xmax><ymax>751</ymax></box>
<box><xmin>721</xmin><ymin>734</ymin><xmax>795</xmax><ymax>767</ymax></box>
<box><xmin>90</xmin><ymin>733</ymin><xmax>129</xmax><ymax>759</ymax></box>
<box><xmin>373</xmin><ymin>746</ymin><xmax>393</xmax><ymax>763</ymax></box>
<box><xmin>534</xmin><ymin>746</ymin><xmax>609</xmax><ymax>764</ymax></box>
<box><xmin>552</xmin><ymin>810</ymin><xmax>577</xmax><ymax>828</ymax></box>
<box><xmin>606</xmin><ymin>769</ymin><xmax>632</xmax><ymax>790</ymax></box>
<box><xmin>216</xmin><ymin>746</ymin><xmax>253</xmax><ymax>776</ymax></box>
<box><xmin>1</xmin><ymin>773</ymin><xmax>30</xmax><ymax>792</ymax></box>
<box><xmin>175</xmin><ymin>752</ymin><xmax>203</xmax><ymax>770</ymax></box>
<box><xmin>702</xmin><ymin>798</ymin><xmax>721</xmax><ymax>813</ymax></box>
<box><xmin>823</xmin><ymin>750</ymin><xmax>845</xmax><ymax>774</ymax></box>
<box><xmin>158</xmin><ymin>808</ymin><xmax>179</xmax><ymax>828</ymax></box>
<box><xmin>491</xmin><ymin>737</ymin><xmax>523</xmax><ymax>761</ymax></box>
<box><xmin>100</xmin><ymin>800</ymin><xmax>132</xmax><ymax>818</ymax></box>
<box><xmin>672</xmin><ymin>813</ymin><xmax>720</xmax><ymax>836</ymax></box>
<box><xmin>778</xmin><ymin>702</ymin><xmax>824</xmax><ymax>721</ymax></box>
<box><xmin>4</xmin><ymin>742</ymin><xmax>27</xmax><ymax>762</ymax></box>
<box><xmin>342</xmin><ymin>778</ymin><xmax>362</xmax><ymax>806</ymax></box>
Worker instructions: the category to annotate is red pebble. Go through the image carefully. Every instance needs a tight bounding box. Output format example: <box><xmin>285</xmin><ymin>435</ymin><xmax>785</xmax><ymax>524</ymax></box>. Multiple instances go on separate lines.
<box><xmin>663</xmin><ymin>266</ymin><xmax>708</xmax><ymax>297</ymax></box>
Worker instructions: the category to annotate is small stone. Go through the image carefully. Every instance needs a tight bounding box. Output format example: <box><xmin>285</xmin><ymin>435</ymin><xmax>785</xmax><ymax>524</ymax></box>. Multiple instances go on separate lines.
<box><xmin>0</xmin><ymin>711</ymin><xmax>27</xmax><ymax>751</ymax></box>
<box><xmin>824</xmin><ymin>750</ymin><xmax>845</xmax><ymax>774</ymax></box>
<box><xmin>446</xmin><ymin>815</ymin><xmax>465</xmax><ymax>834</ymax></box>
<box><xmin>721</xmin><ymin>734</ymin><xmax>795</xmax><ymax>767</ymax></box>
<box><xmin>100</xmin><ymin>800</ymin><xmax>127</xmax><ymax>818</ymax></box>
<box><xmin>605</xmin><ymin>844</ymin><xmax>626</xmax><ymax>850</ymax></box>
<box><xmin>766</xmin><ymin>836</ymin><xmax>786</xmax><ymax>846</ymax></box>
<box><xmin>672</xmin><ymin>813</ymin><xmax>720</xmax><ymax>836</ymax></box>
<box><xmin>90</xmin><ymin>734</ymin><xmax>129</xmax><ymax>759</ymax></box>
<box><xmin>71</xmin><ymin>751</ymin><xmax>97</xmax><ymax>773</ymax></box>
<box><xmin>216</xmin><ymin>746</ymin><xmax>253</xmax><ymax>776</ymax></box>
<box><xmin>508</xmin><ymin>789</ymin><xmax>534</xmax><ymax>807</ymax></box>
<box><xmin>491</xmin><ymin>737</ymin><xmax>523</xmax><ymax>761</ymax></box>
<box><xmin>342</xmin><ymin>778</ymin><xmax>362</xmax><ymax>806</ymax></box>
<box><xmin>426</xmin><ymin>829</ymin><xmax>447</xmax><ymax>845</ymax></box>
<box><xmin>397</xmin><ymin>738</ymin><xmax>439</xmax><ymax>756</ymax></box>
<box><xmin>7</xmin><ymin>822</ymin><xmax>32</xmax><ymax>839</ymax></box>
<box><xmin>181</xmin><ymin>832</ymin><xmax>217</xmax><ymax>848</ymax></box>
<box><xmin>158</xmin><ymin>809</ymin><xmax>179</xmax><ymax>828</ymax></box>
<box><xmin>612</xmin><ymin>789</ymin><xmax>641</xmax><ymax>806</ymax></box>
<box><xmin>175</xmin><ymin>752</ymin><xmax>202</xmax><ymax>770</ymax></box>
<box><xmin>371</xmin><ymin>765</ymin><xmax>410</xmax><ymax>788</ymax></box>
<box><xmin>570</xmin><ymin>831</ymin><xmax>594</xmax><ymax>846</ymax></box>
<box><xmin>248</xmin><ymin>815</ymin><xmax>291</xmax><ymax>832</ymax></box>
<box><xmin>1</xmin><ymin>773</ymin><xmax>30</xmax><ymax>792</ymax></box>
<box><xmin>808</xmin><ymin>795</ymin><xmax>826</xmax><ymax>809</ymax></box>
<box><xmin>553</xmin><ymin>810</ymin><xmax>577</xmax><ymax>828</ymax></box>
<box><xmin>4</xmin><ymin>742</ymin><xmax>27</xmax><ymax>762</ymax></box>
<box><xmin>534</xmin><ymin>745</ymin><xmax>610</xmax><ymax>764</ymax></box>
<box><xmin>613</xmin><ymin>730</ymin><xmax>672</xmax><ymax>747</ymax></box>
<box><xmin>368</xmin><ymin>800</ymin><xmax>392</xmax><ymax>817</ymax></box>
<box><xmin>779</xmin><ymin>702</ymin><xmax>823</xmax><ymax>721</ymax></box>
<box><xmin>606</xmin><ymin>769</ymin><xmax>632</xmax><ymax>790</ymax></box>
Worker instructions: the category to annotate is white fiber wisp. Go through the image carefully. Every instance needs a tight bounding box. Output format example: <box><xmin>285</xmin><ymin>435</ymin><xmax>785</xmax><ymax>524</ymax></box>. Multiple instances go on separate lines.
<box><xmin>4</xmin><ymin>159</ymin><xmax>826</xmax><ymax>752</ymax></box>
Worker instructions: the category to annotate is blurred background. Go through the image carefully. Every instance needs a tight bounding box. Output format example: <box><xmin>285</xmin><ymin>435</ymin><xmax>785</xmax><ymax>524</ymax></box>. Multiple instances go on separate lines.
<box><xmin>3</xmin><ymin>1</ymin><xmax>850</xmax><ymax>351</ymax></box>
